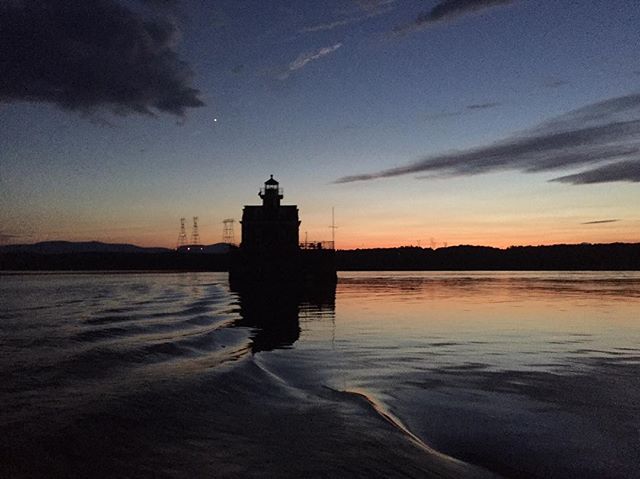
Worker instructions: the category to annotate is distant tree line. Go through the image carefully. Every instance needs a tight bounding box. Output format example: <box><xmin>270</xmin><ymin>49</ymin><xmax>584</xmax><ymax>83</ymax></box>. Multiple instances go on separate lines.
<box><xmin>336</xmin><ymin>244</ymin><xmax>640</xmax><ymax>270</ymax></box>
<box><xmin>1</xmin><ymin>243</ymin><xmax>639</xmax><ymax>271</ymax></box>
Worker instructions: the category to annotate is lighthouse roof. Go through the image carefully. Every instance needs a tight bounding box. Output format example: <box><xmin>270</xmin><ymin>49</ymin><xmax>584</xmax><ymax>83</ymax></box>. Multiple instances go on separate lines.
<box><xmin>265</xmin><ymin>174</ymin><xmax>279</xmax><ymax>185</ymax></box>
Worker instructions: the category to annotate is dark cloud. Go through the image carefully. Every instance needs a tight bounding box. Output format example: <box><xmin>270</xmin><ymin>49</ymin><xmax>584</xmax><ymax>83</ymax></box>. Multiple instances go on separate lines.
<box><xmin>335</xmin><ymin>93</ymin><xmax>640</xmax><ymax>185</ymax></box>
<box><xmin>551</xmin><ymin>160</ymin><xmax>640</xmax><ymax>185</ymax></box>
<box><xmin>466</xmin><ymin>102</ymin><xmax>501</xmax><ymax>110</ymax></box>
<box><xmin>581</xmin><ymin>219</ymin><xmax>621</xmax><ymax>225</ymax></box>
<box><xmin>424</xmin><ymin>101</ymin><xmax>500</xmax><ymax>120</ymax></box>
<box><xmin>394</xmin><ymin>0</ymin><xmax>516</xmax><ymax>35</ymax></box>
<box><xmin>231</xmin><ymin>64</ymin><xmax>245</xmax><ymax>75</ymax></box>
<box><xmin>544</xmin><ymin>80</ymin><xmax>570</xmax><ymax>89</ymax></box>
<box><xmin>0</xmin><ymin>0</ymin><xmax>203</xmax><ymax>117</ymax></box>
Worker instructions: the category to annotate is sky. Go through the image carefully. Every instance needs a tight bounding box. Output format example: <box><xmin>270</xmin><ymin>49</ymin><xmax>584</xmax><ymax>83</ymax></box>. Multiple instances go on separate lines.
<box><xmin>1</xmin><ymin>0</ymin><xmax>639</xmax><ymax>249</ymax></box>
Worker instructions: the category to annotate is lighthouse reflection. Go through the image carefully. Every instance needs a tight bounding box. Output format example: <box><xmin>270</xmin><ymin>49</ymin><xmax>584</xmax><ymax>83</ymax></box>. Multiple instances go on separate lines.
<box><xmin>231</xmin><ymin>281</ymin><xmax>336</xmax><ymax>352</ymax></box>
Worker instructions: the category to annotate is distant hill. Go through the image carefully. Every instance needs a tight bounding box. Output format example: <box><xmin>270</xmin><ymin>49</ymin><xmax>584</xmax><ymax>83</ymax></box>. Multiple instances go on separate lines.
<box><xmin>0</xmin><ymin>241</ymin><xmax>171</xmax><ymax>254</ymax></box>
<box><xmin>0</xmin><ymin>241</ymin><xmax>232</xmax><ymax>255</ymax></box>
<box><xmin>203</xmin><ymin>243</ymin><xmax>231</xmax><ymax>254</ymax></box>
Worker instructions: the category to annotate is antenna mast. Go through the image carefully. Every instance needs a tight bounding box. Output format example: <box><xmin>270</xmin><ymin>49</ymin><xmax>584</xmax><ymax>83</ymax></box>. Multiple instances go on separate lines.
<box><xmin>329</xmin><ymin>207</ymin><xmax>338</xmax><ymax>248</ymax></box>
<box><xmin>191</xmin><ymin>216</ymin><xmax>200</xmax><ymax>245</ymax></box>
<box><xmin>177</xmin><ymin>218</ymin><xmax>188</xmax><ymax>248</ymax></box>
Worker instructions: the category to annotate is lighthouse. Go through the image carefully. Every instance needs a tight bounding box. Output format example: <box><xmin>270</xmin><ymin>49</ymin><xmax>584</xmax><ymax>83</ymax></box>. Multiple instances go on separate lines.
<box><xmin>230</xmin><ymin>175</ymin><xmax>336</xmax><ymax>285</ymax></box>
<box><xmin>240</xmin><ymin>175</ymin><xmax>301</xmax><ymax>256</ymax></box>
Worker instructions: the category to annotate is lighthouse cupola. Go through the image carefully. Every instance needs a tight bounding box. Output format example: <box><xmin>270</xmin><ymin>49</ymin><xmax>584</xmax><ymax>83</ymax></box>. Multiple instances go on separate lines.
<box><xmin>259</xmin><ymin>174</ymin><xmax>283</xmax><ymax>208</ymax></box>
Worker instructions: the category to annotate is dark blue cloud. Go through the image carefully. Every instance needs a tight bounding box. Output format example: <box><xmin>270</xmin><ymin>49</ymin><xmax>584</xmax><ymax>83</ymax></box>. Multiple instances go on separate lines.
<box><xmin>552</xmin><ymin>160</ymin><xmax>640</xmax><ymax>185</ymax></box>
<box><xmin>0</xmin><ymin>0</ymin><xmax>203</xmax><ymax>117</ymax></box>
<box><xmin>581</xmin><ymin>219</ymin><xmax>621</xmax><ymax>225</ymax></box>
<box><xmin>466</xmin><ymin>102</ymin><xmax>501</xmax><ymax>110</ymax></box>
<box><xmin>395</xmin><ymin>0</ymin><xmax>517</xmax><ymax>34</ymax></box>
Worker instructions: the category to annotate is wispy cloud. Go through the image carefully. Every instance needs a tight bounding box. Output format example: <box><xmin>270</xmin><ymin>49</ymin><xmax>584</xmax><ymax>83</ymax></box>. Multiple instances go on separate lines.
<box><xmin>354</xmin><ymin>0</ymin><xmax>398</xmax><ymax>13</ymax></box>
<box><xmin>424</xmin><ymin>110</ymin><xmax>465</xmax><ymax>120</ymax></box>
<box><xmin>300</xmin><ymin>19</ymin><xmax>353</xmax><ymax>33</ymax></box>
<box><xmin>0</xmin><ymin>233</ymin><xmax>19</xmax><ymax>242</ymax></box>
<box><xmin>581</xmin><ymin>219</ymin><xmax>621</xmax><ymax>225</ymax></box>
<box><xmin>301</xmin><ymin>0</ymin><xmax>397</xmax><ymax>33</ymax></box>
<box><xmin>466</xmin><ymin>102</ymin><xmax>501</xmax><ymax>110</ymax></box>
<box><xmin>424</xmin><ymin>101</ymin><xmax>501</xmax><ymax>119</ymax></box>
<box><xmin>544</xmin><ymin>79</ymin><xmax>570</xmax><ymax>89</ymax></box>
<box><xmin>0</xmin><ymin>232</ymin><xmax>31</xmax><ymax>244</ymax></box>
<box><xmin>394</xmin><ymin>0</ymin><xmax>517</xmax><ymax>35</ymax></box>
<box><xmin>335</xmin><ymin>93</ymin><xmax>640</xmax><ymax>186</ymax></box>
<box><xmin>140</xmin><ymin>0</ymin><xmax>179</xmax><ymax>9</ymax></box>
<box><xmin>278</xmin><ymin>43</ymin><xmax>343</xmax><ymax>80</ymax></box>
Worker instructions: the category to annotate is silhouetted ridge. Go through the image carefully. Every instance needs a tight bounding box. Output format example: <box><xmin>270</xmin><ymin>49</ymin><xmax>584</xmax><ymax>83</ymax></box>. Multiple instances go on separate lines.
<box><xmin>0</xmin><ymin>241</ymin><xmax>170</xmax><ymax>254</ymax></box>
<box><xmin>336</xmin><ymin>243</ymin><xmax>640</xmax><ymax>270</ymax></box>
<box><xmin>1</xmin><ymin>243</ymin><xmax>638</xmax><ymax>271</ymax></box>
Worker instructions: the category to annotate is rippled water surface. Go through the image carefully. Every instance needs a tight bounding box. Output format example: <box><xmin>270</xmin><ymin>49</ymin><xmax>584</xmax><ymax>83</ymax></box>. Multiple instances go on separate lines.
<box><xmin>1</xmin><ymin>271</ymin><xmax>639</xmax><ymax>478</ymax></box>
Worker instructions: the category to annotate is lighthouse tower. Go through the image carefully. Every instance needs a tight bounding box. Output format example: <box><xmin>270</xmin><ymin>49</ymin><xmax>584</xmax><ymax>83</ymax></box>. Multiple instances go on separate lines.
<box><xmin>259</xmin><ymin>174</ymin><xmax>283</xmax><ymax>207</ymax></box>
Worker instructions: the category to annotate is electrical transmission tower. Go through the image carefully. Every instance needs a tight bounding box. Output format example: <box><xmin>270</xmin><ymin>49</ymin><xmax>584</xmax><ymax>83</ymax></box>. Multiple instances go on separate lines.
<box><xmin>191</xmin><ymin>216</ymin><xmax>201</xmax><ymax>245</ymax></box>
<box><xmin>222</xmin><ymin>219</ymin><xmax>235</xmax><ymax>245</ymax></box>
<box><xmin>177</xmin><ymin>217</ymin><xmax>188</xmax><ymax>248</ymax></box>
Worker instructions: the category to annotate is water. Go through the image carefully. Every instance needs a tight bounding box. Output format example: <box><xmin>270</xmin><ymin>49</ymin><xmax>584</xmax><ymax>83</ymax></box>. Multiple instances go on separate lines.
<box><xmin>1</xmin><ymin>271</ymin><xmax>639</xmax><ymax>478</ymax></box>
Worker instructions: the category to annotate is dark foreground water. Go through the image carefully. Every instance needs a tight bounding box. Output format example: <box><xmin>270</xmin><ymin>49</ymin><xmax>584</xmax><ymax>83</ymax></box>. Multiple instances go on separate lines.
<box><xmin>1</xmin><ymin>272</ymin><xmax>639</xmax><ymax>478</ymax></box>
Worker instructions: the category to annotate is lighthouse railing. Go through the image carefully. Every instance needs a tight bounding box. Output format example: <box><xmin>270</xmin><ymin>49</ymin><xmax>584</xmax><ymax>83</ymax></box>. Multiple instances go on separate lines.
<box><xmin>300</xmin><ymin>241</ymin><xmax>335</xmax><ymax>251</ymax></box>
<box><xmin>259</xmin><ymin>186</ymin><xmax>284</xmax><ymax>196</ymax></box>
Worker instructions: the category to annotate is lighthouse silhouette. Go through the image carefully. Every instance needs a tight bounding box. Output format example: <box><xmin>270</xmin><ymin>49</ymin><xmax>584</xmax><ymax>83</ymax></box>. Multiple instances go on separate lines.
<box><xmin>240</xmin><ymin>175</ymin><xmax>300</xmax><ymax>256</ymax></box>
<box><xmin>229</xmin><ymin>175</ymin><xmax>336</xmax><ymax>285</ymax></box>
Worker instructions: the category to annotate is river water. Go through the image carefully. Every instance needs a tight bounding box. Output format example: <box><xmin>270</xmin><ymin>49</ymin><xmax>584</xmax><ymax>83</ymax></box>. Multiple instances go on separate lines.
<box><xmin>1</xmin><ymin>271</ymin><xmax>639</xmax><ymax>478</ymax></box>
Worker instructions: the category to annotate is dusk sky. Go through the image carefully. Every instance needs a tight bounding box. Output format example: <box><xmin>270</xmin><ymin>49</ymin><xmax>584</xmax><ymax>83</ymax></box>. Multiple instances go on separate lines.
<box><xmin>1</xmin><ymin>0</ymin><xmax>639</xmax><ymax>248</ymax></box>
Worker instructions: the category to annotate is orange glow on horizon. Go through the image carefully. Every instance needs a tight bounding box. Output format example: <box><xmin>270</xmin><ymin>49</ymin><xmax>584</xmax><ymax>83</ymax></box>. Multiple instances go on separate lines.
<box><xmin>333</xmin><ymin>230</ymin><xmax>640</xmax><ymax>250</ymax></box>
<box><xmin>14</xmin><ymin>206</ymin><xmax>639</xmax><ymax>250</ymax></box>
<box><xmin>24</xmin><ymin>230</ymin><xmax>638</xmax><ymax>251</ymax></box>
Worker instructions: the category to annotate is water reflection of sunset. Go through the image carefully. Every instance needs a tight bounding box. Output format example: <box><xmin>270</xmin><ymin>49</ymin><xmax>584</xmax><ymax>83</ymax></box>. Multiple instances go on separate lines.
<box><xmin>332</xmin><ymin>272</ymin><xmax>640</xmax><ymax>354</ymax></box>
